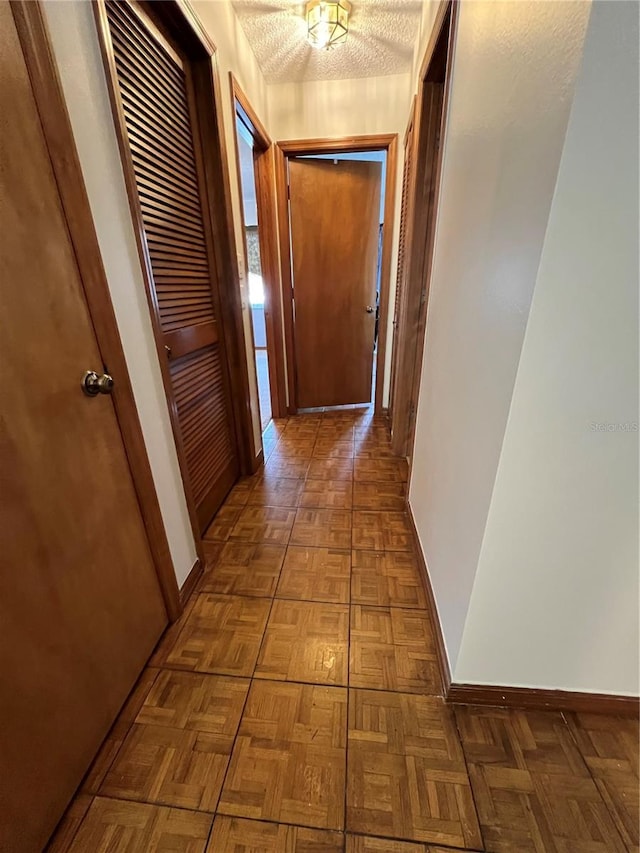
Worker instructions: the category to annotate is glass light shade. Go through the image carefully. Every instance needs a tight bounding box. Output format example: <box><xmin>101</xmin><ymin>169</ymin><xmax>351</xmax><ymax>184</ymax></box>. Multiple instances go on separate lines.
<box><xmin>306</xmin><ymin>0</ymin><xmax>351</xmax><ymax>50</ymax></box>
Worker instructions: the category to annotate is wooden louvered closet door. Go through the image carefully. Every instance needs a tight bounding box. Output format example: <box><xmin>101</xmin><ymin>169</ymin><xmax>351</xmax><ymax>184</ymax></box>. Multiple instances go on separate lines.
<box><xmin>389</xmin><ymin>106</ymin><xmax>416</xmax><ymax>423</ymax></box>
<box><xmin>104</xmin><ymin>0</ymin><xmax>238</xmax><ymax>531</ymax></box>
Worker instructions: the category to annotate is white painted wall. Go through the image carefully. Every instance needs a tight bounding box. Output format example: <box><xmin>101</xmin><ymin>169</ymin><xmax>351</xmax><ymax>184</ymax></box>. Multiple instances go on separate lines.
<box><xmin>44</xmin><ymin>0</ymin><xmax>197</xmax><ymax>587</ymax></box>
<box><xmin>267</xmin><ymin>73</ymin><xmax>412</xmax><ymax>405</ymax></box>
<box><xmin>408</xmin><ymin>0</ymin><xmax>591</xmax><ymax>669</ymax></box>
<box><xmin>455</xmin><ymin>0</ymin><xmax>639</xmax><ymax>695</ymax></box>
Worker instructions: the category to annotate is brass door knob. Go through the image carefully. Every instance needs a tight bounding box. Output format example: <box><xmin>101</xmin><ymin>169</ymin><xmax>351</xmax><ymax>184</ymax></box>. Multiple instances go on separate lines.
<box><xmin>82</xmin><ymin>370</ymin><xmax>114</xmax><ymax>397</ymax></box>
<box><xmin>366</xmin><ymin>305</ymin><xmax>374</xmax><ymax>313</ymax></box>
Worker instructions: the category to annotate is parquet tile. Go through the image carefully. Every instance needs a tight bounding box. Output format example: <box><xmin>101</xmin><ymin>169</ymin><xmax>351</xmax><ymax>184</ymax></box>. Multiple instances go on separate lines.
<box><xmin>48</xmin><ymin>409</ymin><xmax>639</xmax><ymax>853</ymax></box>
<box><xmin>246</xmin><ymin>477</ymin><xmax>304</xmax><ymax>507</ymax></box>
<box><xmin>567</xmin><ymin>711</ymin><xmax>639</xmax><ymax>850</ymax></box>
<box><xmin>218</xmin><ymin>680</ymin><xmax>347</xmax><ymax>829</ymax></box>
<box><xmin>256</xmin><ymin>598</ymin><xmax>349</xmax><ymax>685</ymax></box>
<box><xmin>352</xmin><ymin>550</ymin><xmax>427</xmax><ymax>609</ymax></box>
<box><xmin>300</xmin><ymin>478</ymin><xmax>353</xmax><ymax>509</ymax></box>
<box><xmin>68</xmin><ymin>798</ymin><xmax>212</xmax><ymax>852</ymax></box>
<box><xmin>313</xmin><ymin>438</ymin><xmax>355</xmax><ymax>458</ymax></box>
<box><xmin>101</xmin><ymin>671</ymin><xmax>248</xmax><ymax>810</ymax></box>
<box><xmin>346</xmin><ymin>838</ymin><xmax>428</xmax><ymax>853</ymax></box>
<box><xmin>290</xmin><ymin>508</ymin><xmax>352</xmax><ymax>549</ymax></box>
<box><xmin>203</xmin><ymin>505</ymin><xmax>242</xmax><ymax>542</ymax></box>
<box><xmin>354</xmin><ymin>459</ymin><xmax>407</xmax><ymax>484</ymax></box>
<box><xmin>228</xmin><ymin>506</ymin><xmax>296</xmax><ymax>545</ymax></box>
<box><xmin>350</xmin><ymin>605</ymin><xmax>441</xmax><ymax>694</ymax></box>
<box><xmin>456</xmin><ymin>706</ymin><xmax>628</xmax><ymax>852</ymax></box>
<box><xmin>202</xmin><ymin>540</ymin><xmax>223</xmax><ymax>571</ymax></box>
<box><xmin>277</xmin><ymin>545</ymin><xmax>351</xmax><ymax>603</ymax></box>
<box><xmin>353</xmin><ymin>481</ymin><xmax>406</xmax><ymax>511</ymax></box>
<box><xmin>347</xmin><ymin>690</ymin><xmax>482</xmax><ymax>848</ymax></box>
<box><xmin>352</xmin><ymin>511</ymin><xmax>413</xmax><ymax>551</ymax></box>
<box><xmin>263</xmin><ymin>457</ymin><xmax>311</xmax><ymax>479</ymax></box>
<box><xmin>199</xmin><ymin>542</ymin><xmax>285</xmax><ymax>598</ymax></box>
<box><xmin>209</xmin><ymin>817</ymin><xmax>344</xmax><ymax>852</ymax></box>
<box><xmin>165</xmin><ymin>593</ymin><xmax>270</xmax><ymax>676</ymax></box>
<box><xmin>222</xmin><ymin>477</ymin><xmax>256</xmax><ymax>508</ymax></box>
<box><xmin>308</xmin><ymin>457</ymin><xmax>354</xmax><ymax>479</ymax></box>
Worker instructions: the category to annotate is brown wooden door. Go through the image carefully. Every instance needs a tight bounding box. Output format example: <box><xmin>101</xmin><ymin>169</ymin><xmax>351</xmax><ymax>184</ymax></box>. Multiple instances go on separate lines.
<box><xmin>103</xmin><ymin>0</ymin><xmax>239</xmax><ymax>531</ymax></box>
<box><xmin>0</xmin><ymin>5</ymin><xmax>167</xmax><ymax>850</ymax></box>
<box><xmin>289</xmin><ymin>158</ymin><xmax>382</xmax><ymax>408</ymax></box>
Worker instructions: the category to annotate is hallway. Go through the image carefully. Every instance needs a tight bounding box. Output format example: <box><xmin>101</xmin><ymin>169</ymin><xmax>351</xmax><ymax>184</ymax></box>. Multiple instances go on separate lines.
<box><xmin>49</xmin><ymin>410</ymin><xmax>637</xmax><ymax>852</ymax></box>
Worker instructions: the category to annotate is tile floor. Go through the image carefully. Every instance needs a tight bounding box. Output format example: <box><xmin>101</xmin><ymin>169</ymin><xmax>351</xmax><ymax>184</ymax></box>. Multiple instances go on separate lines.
<box><xmin>49</xmin><ymin>409</ymin><xmax>639</xmax><ymax>852</ymax></box>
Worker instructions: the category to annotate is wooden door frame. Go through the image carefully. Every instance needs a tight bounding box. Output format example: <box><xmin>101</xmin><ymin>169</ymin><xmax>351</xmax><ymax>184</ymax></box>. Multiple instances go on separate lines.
<box><xmin>275</xmin><ymin>134</ymin><xmax>398</xmax><ymax>414</ymax></box>
<box><xmin>391</xmin><ymin>0</ymin><xmax>458</xmax><ymax>459</ymax></box>
<box><xmin>94</xmin><ymin>0</ymin><xmax>257</xmax><ymax>555</ymax></box>
<box><xmin>10</xmin><ymin>0</ymin><xmax>181</xmax><ymax>619</ymax></box>
<box><xmin>389</xmin><ymin>95</ymin><xmax>417</xmax><ymax>422</ymax></box>
<box><xmin>230</xmin><ymin>74</ymin><xmax>288</xmax><ymax>421</ymax></box>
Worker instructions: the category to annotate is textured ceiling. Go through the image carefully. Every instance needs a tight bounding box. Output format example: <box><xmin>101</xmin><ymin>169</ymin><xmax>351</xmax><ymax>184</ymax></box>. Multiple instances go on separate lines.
<box><xmin>230</xmin><ymin>1</ymin><xmax>423</xmax><ymax>83</ymax></box>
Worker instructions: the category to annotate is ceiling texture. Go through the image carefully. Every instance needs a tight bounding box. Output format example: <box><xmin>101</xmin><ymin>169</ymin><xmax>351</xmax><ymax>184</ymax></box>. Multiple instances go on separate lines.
<box><xmin>230</xmin><ymin>0</ymin><xmax>423</xmax><ymax>83</ymax></box>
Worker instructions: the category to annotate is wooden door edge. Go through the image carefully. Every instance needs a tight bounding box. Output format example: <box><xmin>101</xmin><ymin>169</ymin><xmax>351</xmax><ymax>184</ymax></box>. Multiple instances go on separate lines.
<box><xmin>13</xmin><ymin>0</ymin><xmax>181</xmax><ymax>621</ymax></box>
<box><xmin>275</xmin><ymin>134</ymin><xmax>398</xmax><ymax>415</ymax></box>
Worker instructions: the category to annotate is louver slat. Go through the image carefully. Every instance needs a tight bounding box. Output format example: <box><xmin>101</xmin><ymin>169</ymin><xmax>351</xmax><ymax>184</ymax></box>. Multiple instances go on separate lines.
<box><xmin>106</xmin><ymin>0</ymin><xmax>238</xmax><ymax>530</ymax></box>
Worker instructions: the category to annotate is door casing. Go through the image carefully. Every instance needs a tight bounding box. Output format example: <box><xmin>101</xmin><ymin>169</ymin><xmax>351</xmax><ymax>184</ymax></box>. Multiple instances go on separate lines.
<box><xmin>275</xmin><ymin>134</ymin><xmax>398</xmax><ymax>415</ymax></box>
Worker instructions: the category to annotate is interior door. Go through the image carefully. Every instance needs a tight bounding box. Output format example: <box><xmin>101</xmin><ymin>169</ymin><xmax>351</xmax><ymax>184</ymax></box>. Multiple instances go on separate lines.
<box><xmin>289</xmin><ymin>158</ymin><xmax>382</xmax><ymax>408</ymax></box>
<box><xmin>102</xmin><ymin>0</ymin><xmax>239</xmax><ymax>531</ymax></box>
<box><xmin>0</xmin><ymin>5</ymin><xmax>167</xmax><ymax>851</ymax></box>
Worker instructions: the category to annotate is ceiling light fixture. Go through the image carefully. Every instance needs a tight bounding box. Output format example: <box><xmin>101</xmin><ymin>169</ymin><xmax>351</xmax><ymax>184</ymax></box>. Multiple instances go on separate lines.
<box><xmin>306</xmin><ymin>0</ymin><xmax>351</xmax><ymax>50</ymax></box>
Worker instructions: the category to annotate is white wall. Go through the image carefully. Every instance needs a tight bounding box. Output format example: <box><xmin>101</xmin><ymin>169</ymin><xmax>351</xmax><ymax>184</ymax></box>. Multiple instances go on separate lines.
<box><xmin>44</xmin><ymin>0</ymin><xmax>197</xmax><ymax>587</ymax></box>
<box><xmin>267</xmin><ymin>73</ymin><xmax>412</xmax><ymax>405</ymax></box>
<box><xmin>455</xmin><ymin>0</ymin><xmax>639</xmax><ymax>695</ymax></box>
<box><xmin>408</xmin><ymin>0</ymin><xmax>591</xmax><ymax>669</ymax></box>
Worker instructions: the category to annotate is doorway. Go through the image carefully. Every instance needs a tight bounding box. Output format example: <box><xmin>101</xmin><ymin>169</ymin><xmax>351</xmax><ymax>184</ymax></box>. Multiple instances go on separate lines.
<box><xmin>276</xmin><ymin>135</ymin><xmax>398</xmax><ymax>414</ymax></box>
<box><xmin>236</xmin><ymin>115</ymin><xmax>272</xmax><ymax>430</ymax></box>
<box><xmin>231</xmin><ymin>76</ymin><xmax>288</xmax><ymax>433</ymax></box>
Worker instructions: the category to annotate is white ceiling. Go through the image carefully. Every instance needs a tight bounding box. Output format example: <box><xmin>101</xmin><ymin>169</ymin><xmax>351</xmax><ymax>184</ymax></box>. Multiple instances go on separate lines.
<box><xmin>230</xmin><ymin>0</ymin><xmax>423</xmax><ymax>84</ymax></box>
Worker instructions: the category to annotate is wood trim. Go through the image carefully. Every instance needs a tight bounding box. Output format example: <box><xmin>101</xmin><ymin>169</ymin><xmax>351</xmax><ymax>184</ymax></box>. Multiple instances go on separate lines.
<box><xmin>275</xmin><ymin>143</ymin><xmax>298</xmax><ymax>414</ymax></box>
<box><xmin>179</xmin><ymin>558</ymin><xmax>202</xmax><ymax>607</ymax></box>
<box><xmin>405</xmin><ymin>499</ymin><xmax>451</xmax><ymax>694</ymax></box>
<box><xmin>229</xmin><ymin>74</ymin><xmax>288</xmax><ymax>420</ymax></box>
<box><xmin>447</xmin><ymin>684</ymin><xmax>640</xmax><ymax>717</ymax></box>
<box><xmin>13</xmin><ymin>0</ymin><xmax>181</xmax><ymax>621</ymax></box>
<box><xmin>374</xmin><ymin>134</ymin><xmax>397</xmax><ymax>412</ymax></box>
<box><xmin>254</xmin><ymin>448</ymin><xmax>264</xmax><ymax>470</ymax></box>
<box><xmin>231</xmin><ymin>73</ymin><xmax>270</xmax><ymax>149</ymax></box>
<box><xmin>275</xmin><ymin>134</ymin><xmax>398</xmax><ymax>414</ymax></box>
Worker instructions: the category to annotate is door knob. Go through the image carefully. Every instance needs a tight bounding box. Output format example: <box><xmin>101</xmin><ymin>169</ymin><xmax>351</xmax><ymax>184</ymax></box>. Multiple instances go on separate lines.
<box><xmin>82</xmin><ymin>370</ymin><xmax>114</xmax><ymax>397</ymax></box>
<box><xmin>366</xmin><ymin>305</ymin><xmax>374</xmax><ymax>314</ymax></box>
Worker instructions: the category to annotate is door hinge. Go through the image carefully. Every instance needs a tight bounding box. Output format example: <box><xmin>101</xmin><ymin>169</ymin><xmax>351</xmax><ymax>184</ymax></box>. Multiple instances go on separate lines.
<box><xmin>409</xmin><ymin>403</ymin><xmax>416</xmax><ymax>421</ymax></box>
<box><xmin>287</xmin><ymin>184</ymin><xmax>291</xmax><ymax>199</ymax></box>
<box><xmin>419</xmin><ymin>289</ymin><xmax>427</xmax><ymax>308</ymax></box>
